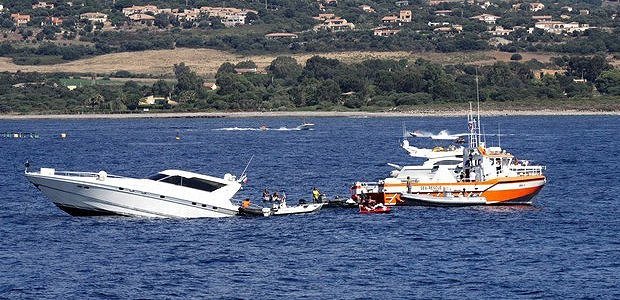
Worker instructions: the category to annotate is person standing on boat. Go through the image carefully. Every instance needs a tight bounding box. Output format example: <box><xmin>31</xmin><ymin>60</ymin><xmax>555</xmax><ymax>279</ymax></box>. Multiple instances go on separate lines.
<box><xmin>406</xmin><ymin>176</ymin><xmax>412</xmax><ymax>194</ymax></box>
<box><xmin>272</xmin><ymin>191</ymin><xmax>280</xmax><ymax>202</ymax></box>
<box><xmin>262</xmin><ymin>189</ymin><xmax>269</xmax><ymax>202</ymax></box>
<box><xmin>312</xmin><ymin>187</ymin><xmax>320</xmax><ymax>203</ymax></box>
<box><xmin>280</xmin><ymin>191</ymin><xmax>287</xmax><ymax>208</ymax></box>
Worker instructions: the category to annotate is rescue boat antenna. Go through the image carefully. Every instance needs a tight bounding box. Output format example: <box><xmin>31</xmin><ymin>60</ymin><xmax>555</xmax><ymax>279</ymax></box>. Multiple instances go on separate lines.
<box><xmin>476</xmin><ymin>68</ymin><xmax>481</xmax><ymax>145</ymax></box>
<box><xmin>498</xmin><ymin>123</ymin><xmax>501</xmax><ymax>149</ymax></box>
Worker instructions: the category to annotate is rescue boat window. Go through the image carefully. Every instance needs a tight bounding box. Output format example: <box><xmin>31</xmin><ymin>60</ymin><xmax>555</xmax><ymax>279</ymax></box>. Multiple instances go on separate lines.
<box><xmin>433</xmin><ymin>160</ymin><xmax>462</xmax><ymax>166</ymax></box>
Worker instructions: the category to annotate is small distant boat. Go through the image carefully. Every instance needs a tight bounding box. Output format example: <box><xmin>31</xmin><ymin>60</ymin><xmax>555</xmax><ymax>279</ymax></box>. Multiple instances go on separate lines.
<box><xmin>259</xmin><ymin>126</ymin><xmax>268</xmax><ymax>130</ymax></box>
<box><xmin>359</xmin><ymin>204</ymin><xmax>391</xmax><ymax>214</ymax></box>
<box><xmin>297</xmin><ymin>118</ymin><xmax>314</xmax><ymax>130</ymax></box>
<box><xmin>269</xmin><ymin>202</ymin><xmax>323</xmax><ymax>216</ymax></box>
<box><xmin>401</xmin><ymin>192</ymin><xmax>489</xmax><ymax>207</ymax></box>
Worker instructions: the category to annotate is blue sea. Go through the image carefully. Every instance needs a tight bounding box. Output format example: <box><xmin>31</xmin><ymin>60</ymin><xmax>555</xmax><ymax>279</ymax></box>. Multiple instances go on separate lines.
<box><xmin>1</xmin><ymin>115</ymin><xmax>618</xmax><ymax>299</ymax></box>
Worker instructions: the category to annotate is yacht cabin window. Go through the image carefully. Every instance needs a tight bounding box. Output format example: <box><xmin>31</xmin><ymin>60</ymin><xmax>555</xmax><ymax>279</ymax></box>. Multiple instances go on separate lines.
<box><xmin>150</xmin><ymin>174</ymin><xmax>226</xmax><ymax>192</ymax></box>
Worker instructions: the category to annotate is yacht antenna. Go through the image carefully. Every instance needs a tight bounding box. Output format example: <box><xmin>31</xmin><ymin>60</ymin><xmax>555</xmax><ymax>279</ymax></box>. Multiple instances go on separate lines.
<box><xmin>238</xmin><ymin>155</ymin><xmax>254</xmax><ymax>183</ymax></box>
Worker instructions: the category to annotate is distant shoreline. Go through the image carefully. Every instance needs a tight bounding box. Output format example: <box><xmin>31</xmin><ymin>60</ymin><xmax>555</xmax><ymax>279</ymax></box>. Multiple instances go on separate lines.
<box><xmin>0</xmin><ymin>109</ymin><xmax>618</xmax><ymax>119</ymax></box>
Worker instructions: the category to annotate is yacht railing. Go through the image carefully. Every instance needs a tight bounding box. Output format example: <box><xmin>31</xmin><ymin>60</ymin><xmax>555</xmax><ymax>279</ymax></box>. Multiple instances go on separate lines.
<box><xmin>27</xmin><ymin>170</ymin><xmax>125</xmax><ymax>178</ymax></box>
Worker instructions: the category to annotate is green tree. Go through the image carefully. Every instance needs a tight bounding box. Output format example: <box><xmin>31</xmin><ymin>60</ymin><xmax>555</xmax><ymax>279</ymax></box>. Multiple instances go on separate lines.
<box><xmin>268</xmin><ymin>56</ymin><xmax>302</xmax><ymax>80</ymax></box>
<box><xmin>595</xmin><ymin>69</ymin><xmax>620</xmax><ymax>95</ymax></box>
<box><xmin>173</xmin><ymin>62</ymin><xmax>203</xmax><ymax>92</ymax></box>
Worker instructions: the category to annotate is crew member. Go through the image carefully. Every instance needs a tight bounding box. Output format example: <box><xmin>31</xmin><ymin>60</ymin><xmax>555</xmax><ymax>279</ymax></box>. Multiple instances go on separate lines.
<box><xmin>312</xmin><ymin>187</ymin><xmax>320</xmax><ymax>203</ymax></box>
<box><xmin>262</xmin><ymin>189</ymin><xmax>269</xmax><ymax>202</ymax></box>
<box><xmin>406</xmin><ymin>176</ymin><xmax>412</xmax><ymax>194</ymax></box>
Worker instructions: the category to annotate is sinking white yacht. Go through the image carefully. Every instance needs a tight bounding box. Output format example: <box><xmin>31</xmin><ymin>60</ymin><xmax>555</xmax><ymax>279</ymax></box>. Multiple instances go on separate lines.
<box><xmin>25</xmin><ymin>168</ymin><xmax>242</xmax><ymax>218</ymax></box>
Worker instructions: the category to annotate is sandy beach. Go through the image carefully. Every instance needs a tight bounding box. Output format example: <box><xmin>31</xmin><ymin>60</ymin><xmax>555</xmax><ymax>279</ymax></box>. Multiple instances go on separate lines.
<box><xmin>0</xmin><ymin>109</ymin><xmax>618</xmax><ymax>119</ymax></box>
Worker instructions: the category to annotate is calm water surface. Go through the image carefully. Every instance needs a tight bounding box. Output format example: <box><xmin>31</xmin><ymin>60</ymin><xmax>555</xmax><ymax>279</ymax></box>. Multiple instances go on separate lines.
<box><xmin>0</xmin><ymin>116</ymin><xmax>618</xmax><ymax>299</ymax></box>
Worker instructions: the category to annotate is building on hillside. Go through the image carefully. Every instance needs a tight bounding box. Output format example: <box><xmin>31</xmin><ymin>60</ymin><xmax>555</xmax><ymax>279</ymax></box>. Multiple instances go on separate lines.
<box><xmin>359</xmin><ymin>5</ymin><xmax>375</xmax><ymax>13</ymax></box>
<box><xmin>532</xmin><ymin>15</ymin><xmax>552</xmax><ymax>22</ymax></box>
<box><xmin>129</xmin><ymin>14</ymin><xmax>156</xmax><ymax>23</ymax></box>
<box><xmin>395</xmin><ymin>1</ymin><xmax>409</xmax><ymax>6</ymax></box>
<box><xmin>46</xmin><ymin>16</ymin><xmax>63</xmax><ymax>26</ymax></box>
<box><xmin>315</xmin><ymin>18</ymin><xmax>355</xmax><ymax>31</ymax></box>
<box><xmin>203</xmin><ymin>82</ymin><xmax>219</xmax><ymax>90</ymax></box>
<box><xmin>138</xmin><ymin>96</ymin><xmax>175</xmax><ymax>106</ymax></box>
<box><xmin>490</xmin><ymin>26</ymin><xmax>513</xmax><ymax>36</ymax></box>
<box><xmin>399</xmin><ymin>10</ymin><xmax>412</xmax><ymax>22</ymax></box>
<box><xmin>428</xmin><ymin>21</ymin><xmax>451</xmax><ymax>27</ymax></box>
<box><xmin>561</xmin><ymin>6</ymin><xmax>573</xmax><ymax>12</ymax></box>
<box><xmin>528</xmin><ymin>3</ymin><xmax>545</xmax><ymax>11</ymax></box>
<box><xmin>80</xmin><ymin>12</ymin><xmax>108</xmax><ymax>23</ymax></box>
<box><xmin>579</xmin><ymin>9</ymin><xmax>590</xmax><ymax>15</ymax></box>
<box><xmin>533</xmin><ymin>69</ymin><xmax>566</xmax><ymax>79</ymax></box>
<box><xmin>534</xmin><ymin>21</ymin><xmax>591</xmax><ymax>33</ymax></box>
<box><xmin>428</xmin><ymin>21</ymin><xmax>447</xmax><ymax>26</ymax></box>
<box><xmin>11</xmin><ymin>14</ymin><xmax>30</xmax><ymax>26</ymax></box>
<box><xmin>33</xmin><ymin>1</ymin><xmax>54</xmax><ymax>9</ymax></box>
<box><xmin>313</xmin><ymin>13</ymin><xmax>335</xmax><ymax>21</ymax></box>
<box><xmin>433</xmin><ymin>24</ymin><xmax>463</xmax><ymax>32</ymax></box>
<box><xmin>374</xmin><ymin>28</ymin><xmax>401</xmax><ymax>36</ymax></box>
<box><xmin>470</xmin><ymin>14</ymin><xmax>500</xmax><ymax>24</ymax></box>
<box><xmin>221</xmin><ymin>16</ymin><xmax>245</xmax><ymax>26</ymax></box>
<box><xmin>382</xmin><ymin>16</ymin><xmax>399</xmax><ymax>24</ymax></box>
<box><xmin>122</xmin><ymin>5</ymin><xmax>160</xmax><ymax>16</ymax></box>
<box><xmin>435</xmin><ymin>10</ymin><xmax>453</xmax><ymax>16</ymax></box>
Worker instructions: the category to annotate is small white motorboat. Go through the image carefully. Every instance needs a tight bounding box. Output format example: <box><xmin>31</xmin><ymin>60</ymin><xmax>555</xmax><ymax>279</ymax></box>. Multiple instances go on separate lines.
<box><xmin>401</xmin><ymin>192</ymin><xmax>491</xmax><ymax>207</ymax></box>
<box><xmin>297</xmin><ymin>118</ymin><xmax>314</xmax><ymax>130</ymax></box>
<box><xmin>25</xmin><ymin>167</ymin><xmax>243</xmax><ymax>218</ymax></box>
<box><xmin>263</xmin><ymin>201</ymin><xmax>323</xmax><ymax>217</ymax></box>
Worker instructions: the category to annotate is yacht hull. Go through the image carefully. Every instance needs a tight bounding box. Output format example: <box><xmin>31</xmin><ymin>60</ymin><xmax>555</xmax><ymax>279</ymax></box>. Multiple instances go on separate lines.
<box><xmin>27</xmin><ymin>174</ymin><xmax>239</xmax><ymax>218</ymax></box>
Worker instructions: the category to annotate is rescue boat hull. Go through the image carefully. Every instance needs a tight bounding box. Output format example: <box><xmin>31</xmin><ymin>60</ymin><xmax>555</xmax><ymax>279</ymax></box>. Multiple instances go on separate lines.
<box><xmin>351</xmin><ymin>176</ymin><xmax>546</xmax><ymax>206</ymax></box>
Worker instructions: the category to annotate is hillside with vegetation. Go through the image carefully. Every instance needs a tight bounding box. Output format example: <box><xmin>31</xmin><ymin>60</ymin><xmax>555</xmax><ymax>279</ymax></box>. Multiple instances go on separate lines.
<box><xmin>1</xmin><ymin>0</ymin><xmax>620</xmax><ymax>113</ymax></box>
<box><xmin>2</xmin><ymin>55</ymin><xmax>620</xmax><ymax>113</ymax></box>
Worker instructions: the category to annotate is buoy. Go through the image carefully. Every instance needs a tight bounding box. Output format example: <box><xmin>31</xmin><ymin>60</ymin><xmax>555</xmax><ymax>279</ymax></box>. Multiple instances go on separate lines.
<box><xmin>60</xmin><ymin>133</ymin><xmax>67</xmax><ymax>139</ymax></box>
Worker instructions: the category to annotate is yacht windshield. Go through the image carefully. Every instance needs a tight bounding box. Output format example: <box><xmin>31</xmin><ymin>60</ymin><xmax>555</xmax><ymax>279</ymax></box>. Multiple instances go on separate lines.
<box><xmin>155</xmin><ymin>175</ymin><xmax>226</xmax><ymax>192</ymax></box>
<box><xmin>147</xmin><ymin>173</ymin><xmax>168</xmax><ymax>181</ymax></box>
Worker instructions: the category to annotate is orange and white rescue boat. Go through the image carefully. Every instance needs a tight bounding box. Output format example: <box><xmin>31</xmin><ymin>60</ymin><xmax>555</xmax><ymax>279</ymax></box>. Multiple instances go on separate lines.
<box><xmin>351</xmin><ymin>107</ymin><xmax>546</xmax><ymax>206</ymax></box>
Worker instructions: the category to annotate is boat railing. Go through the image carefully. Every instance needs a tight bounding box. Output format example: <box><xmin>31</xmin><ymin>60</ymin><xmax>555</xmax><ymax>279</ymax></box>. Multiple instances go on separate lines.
<box><xmin>27</xmin><ymin>170</ymin><xmax>125</xmax><ymax>179</ymax></box>
<box><xmin>509</xmin><ymin>165</ymin><xmax>545</xmax><ymax>176</ymax></box>
<box><xmin>355</xmin><ymin>182</ymin><xmax>380</xmax><ymax>192</ymax></box>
